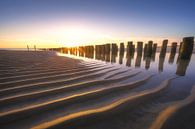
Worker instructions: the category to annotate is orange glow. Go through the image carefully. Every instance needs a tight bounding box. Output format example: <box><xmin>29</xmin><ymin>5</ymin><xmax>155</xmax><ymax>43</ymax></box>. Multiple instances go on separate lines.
<box><xmin>0</xmin><ymin>21</ymin><xmax>181</xmax><ymax>48</ymax></box>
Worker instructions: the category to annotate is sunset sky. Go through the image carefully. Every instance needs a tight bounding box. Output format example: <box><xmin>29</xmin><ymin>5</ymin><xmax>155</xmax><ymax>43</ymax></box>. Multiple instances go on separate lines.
<box><xmin>0</xmin><ymin>0</ymin><xmax>195</xmax><ymax>48</ymax></box>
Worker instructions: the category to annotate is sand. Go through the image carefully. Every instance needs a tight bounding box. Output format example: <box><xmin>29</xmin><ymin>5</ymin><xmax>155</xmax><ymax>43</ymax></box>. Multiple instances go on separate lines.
<box><xmin>0</xmin><ymin>50</ymin><xmax>195</xmax><ymax>129</ymax></box>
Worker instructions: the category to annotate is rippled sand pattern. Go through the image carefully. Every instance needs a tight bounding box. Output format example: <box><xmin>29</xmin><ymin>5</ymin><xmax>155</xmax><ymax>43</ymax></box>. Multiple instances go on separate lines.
<box><xmin>0</xmin><ymin>50</ymin><xmax>195</xmax><ymax>129</ymax></box>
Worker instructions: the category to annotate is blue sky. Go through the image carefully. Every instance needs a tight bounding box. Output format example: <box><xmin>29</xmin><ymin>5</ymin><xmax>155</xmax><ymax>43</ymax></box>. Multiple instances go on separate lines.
<box><xmin>0</xmin><ymin>0</ymin><xmax>195</xmax><ymax>48</ymax></box>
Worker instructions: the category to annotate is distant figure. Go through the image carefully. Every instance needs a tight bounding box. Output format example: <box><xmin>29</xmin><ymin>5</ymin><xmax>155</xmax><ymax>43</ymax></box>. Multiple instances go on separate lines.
<box><xmin>27</xmin><ymin>45</ymin><xmax>29</xmax><ymax>51</ymax></box>
<box><xmin>34</xmin><ymin>45</ymin><xmax>36</xmax><ymax>51</ymax></box>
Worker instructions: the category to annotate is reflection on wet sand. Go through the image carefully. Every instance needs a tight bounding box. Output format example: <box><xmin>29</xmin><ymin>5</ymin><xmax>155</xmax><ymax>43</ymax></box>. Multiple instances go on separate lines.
<box><xmin>176</xmin><ymin>57</ymin><xmax>191</xmax><ymax>76</ymax></box>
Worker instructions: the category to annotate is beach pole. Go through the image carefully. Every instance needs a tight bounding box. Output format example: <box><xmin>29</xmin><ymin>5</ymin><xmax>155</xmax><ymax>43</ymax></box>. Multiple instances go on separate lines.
<box><xmin>152</xmin><ymin>43</ymin><xmax>157</xmax><ymax>54</ymax></box>
<box><xmin>171</xmin><ymin>42</ymin><xmax>177</xmax><ymax>54</ymax></box>
<box><xmin>127</xmin><ymin>41</ymin><xmax>133</xmax><ymax>55</ymax></box>
<box><xmin>146</xmin><ymin>41</ymin><xmax>153</xmax><ymax>57</ymax></box>
<box><xmin>105</xmin><ymin>43</ymin><xmax>111</xmax><ymax>54</ymax></box>
<box><xmin>120</xmin><ymin>43</ymin><xmax>125</xmax><ymax>54</ymax></box>
<box><xmin>151</xmin><ymin>43</ymin><xmax>157</xmax><ymax>61</ymax></box>
<box><xmin>143</xmin><ymin>43</ymin><xmax>148</xmax><ymax>59</ymax></box>
<box><xmin>111</xmin><ymin>43</ymin><xmax>118</xmax><ymax>54</ymax></box>
<box><xmin>119</xmin><ymin>43</ymin><xmax>124</xmax><ymax>64</ymax></box>
<box><xmin>168</xmin><ymin>42</ymin><xmax>177</xmax><ymax>64</ymax></box>
<box><xmin>178</xmin><ymin>37</ymin><xmax>194</xmax><ymax>59</ymax></box>
<box><xmin>137</xmin><ymin>42</ymin><xmax>143</xmax><ymax>56</ymax></box>
<box><xmin>135</xmin><ymin>55</ymin><xmax>142</xmax><ymax>67</ymax></box>
<box><xmin>160</xmin><ymin>39</ymin><xmax>168</xmax><ymax>57</ymax></box>
<box><xmin>132</xmin><ymin>44</ymin><xmax>135</xmax><ymax>56</ymax></box>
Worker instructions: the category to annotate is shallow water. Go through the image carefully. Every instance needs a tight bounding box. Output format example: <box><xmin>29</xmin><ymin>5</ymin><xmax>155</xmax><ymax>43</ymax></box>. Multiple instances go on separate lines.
<box><xmin>58</xmin><ymin>50</ymin><xmax>195</xmax><ymax>80</ymax></box>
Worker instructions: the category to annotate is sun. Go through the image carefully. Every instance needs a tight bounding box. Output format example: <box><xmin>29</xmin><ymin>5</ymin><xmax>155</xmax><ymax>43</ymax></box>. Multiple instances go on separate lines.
<box><xmin>50</xmin><ymin>25</ymin><xmax>103</xmax><ymax>47</ymax></box>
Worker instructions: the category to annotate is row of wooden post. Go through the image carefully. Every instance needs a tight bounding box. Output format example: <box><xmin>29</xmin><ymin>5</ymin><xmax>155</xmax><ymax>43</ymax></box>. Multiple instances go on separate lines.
<box><xmin>49</xmin><ymin>37</ymin><xmax>194</xmax><ymax>61</ymax></box>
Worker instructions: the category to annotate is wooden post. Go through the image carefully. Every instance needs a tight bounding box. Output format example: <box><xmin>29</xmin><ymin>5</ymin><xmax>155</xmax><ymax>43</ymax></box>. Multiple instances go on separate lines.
<box><xmin>171</xmin><ymin>42</ymin><xmax>177</xmax><ymax>54</ymax></box>
<box><xmin>111</xmin><ymin>43</ymin><xmax>118</xmax><ymax>55</ymax></box>
<box><xmin>151</xmin><ymin>43</ymin><xmax>157</xmax><ymax>61</ymax></box>
<box><xmin>169</xmin><ymin>42</ymin><xmax>177</xmax><ymax>64</ymax></box>
<box><xmin>105</xmin><ymin>44</ymin><xmax>111</xmax><ymax>54</ymax></box>
<box><xmin>143</xmin><ymin>43</ymin><xmax>148</xmax><ymax>59</ymax></box>
<box><xmin>160</xmin><ymin>39</ymin><xmax>168</xmax><ymax>57</ymax></box>
<box><xmin>137</xmin><ymin>42</ymin><xmax>143</xmax><ymax>56</ymax></box>
<box><xmin>135</xmin><ymin>55</ymin><xmax>142</xmax><ymax>67</ymax></box>
<box><xmin>127</xmin><ymin>41</ymin><xmax>133</xmax><ymax>55</ymax></box>
<box><xmin>146</xmin><ymin>40</ymin><xmax>153</xmax><ymax>57</ymax></box>
<box><xmin>120</xmin><ymin>43</ymin><xmax>125</xmax><ymax>55</ymax></box>
<box><xmin>179</xmin><ymin>37</ymin><xmax>194</xmax><ymax>59</ymax></box>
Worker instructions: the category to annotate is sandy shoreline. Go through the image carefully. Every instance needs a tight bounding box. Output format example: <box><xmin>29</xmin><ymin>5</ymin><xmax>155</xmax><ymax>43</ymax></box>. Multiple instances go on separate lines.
<box><xmin>0</xmin><ymin>50</ymin><xmax>194</xmax><ymax>129</ymax></box>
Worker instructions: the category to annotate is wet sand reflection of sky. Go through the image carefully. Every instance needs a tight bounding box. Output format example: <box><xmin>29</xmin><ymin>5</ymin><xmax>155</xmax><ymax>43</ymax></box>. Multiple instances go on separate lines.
<box><xmin>57</xmin><ymin>49</ymin><xmax>195</xmax><ymax>77</ymax></box>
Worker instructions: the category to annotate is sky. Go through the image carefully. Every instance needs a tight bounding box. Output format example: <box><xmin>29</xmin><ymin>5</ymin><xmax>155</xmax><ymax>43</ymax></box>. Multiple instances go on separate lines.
<box><xmin>0</xmin><ymin>0</ymin><xmax>195</xmax><ymax>48</ymax></box>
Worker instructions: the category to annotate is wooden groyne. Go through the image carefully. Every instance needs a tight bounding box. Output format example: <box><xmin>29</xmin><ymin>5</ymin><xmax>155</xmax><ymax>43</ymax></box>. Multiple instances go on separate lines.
<box><xmin>45</xmin><ymin>37</ymin><xmax>194</xmax><ymax>66</ymax></box>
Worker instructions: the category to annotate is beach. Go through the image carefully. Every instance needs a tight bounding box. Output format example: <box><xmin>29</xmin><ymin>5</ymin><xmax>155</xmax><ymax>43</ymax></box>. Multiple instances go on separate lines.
<box><xmin>0</xmin><ymin>50</ymin><xmax>195</xmax><ymax>129</ymax></box>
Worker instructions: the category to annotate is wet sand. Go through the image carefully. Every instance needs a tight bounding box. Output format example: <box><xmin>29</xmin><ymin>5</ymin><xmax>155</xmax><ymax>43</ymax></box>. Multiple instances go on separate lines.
<box><xmin>0</xmin><ymin>50</ymin><xmax>195</xmax><ymax>129</ymax></box>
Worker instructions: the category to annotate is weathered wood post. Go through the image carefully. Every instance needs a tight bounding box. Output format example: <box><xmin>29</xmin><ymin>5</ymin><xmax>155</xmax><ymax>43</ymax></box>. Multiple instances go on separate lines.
<box><xmin>90</xmin><ymin>45</ymin><xmax>94</xmax><ymax>58</ymax></box>
<box><xmin>132</xmin><ymin>44</ymin><xmax>135</xmax><ymax>56</ymax></box>
<box><xmin>151</xmin><ymin>43</ymin><xmax>157</xmax><ymax>61</ymax></box>
<box><xmin>119</xmin><ymin>43</ymin><xmax>124</xmax><ymax>64</ymax></box>
<box><xmin>178</xmin><ymin>37</ymin><xmax>194</xmax><ymax>59</ymax></box>
<box><xmin>178</xmin><ymin>42</ymin><xmax>183</xmax><ymax>54</ymax></box>
<box><xmin>111</xmin><ymin>43</ymin><xmax>118</xmax><ymax>63</ymax></box>
<box><xmin>171</xmin><ymin>42</ymin><xmax>177</xmax><ymax>54</ymax></box>
<box><xmin>135</xmin><ymin>55</ymin><xmax>142</xmax><ymax>67</ymax></box>
<box><xmin>105</xmin><ymin>44</ymin><xmax>110</xmax><ymax>54</ymax></box>
<box><xmin>143</xmin><ymin>43</ymin><xmax>148</xmax><ymax>59</ymax></box>
<box><xmin>101</xmin><ymin>45</ymin><xmax>106</xmax><ymax>61</ymax></box>
<box><xmin>169</xmin><ymin>42</ymin><xmax>177</xmax><ymax>64</ymax></box>
<box><xmin>160</xmin><ymin>39</ymin><xmax>168</xmax><ymax>57</ymax></box>
<box><xmin>126</xmin><ymin>55</ymin><xmax>132</xmax><ymax>67</ymax></box>
<box><xmin>105</xmin><ymin>44</ymin><xmax>110</xmax><ymax>62</ymax></box>
<box><xmin>146</xmin><ymin>41</ymin><xmax>153</xmax><ymax>57</ymax></box>
<box><xmin>120</xmin><ymin>43</ymin><xmax>125</xmax><ymax>55</ymax></box>
<box><xmin>127</xmin><ymin>41</ymin><xmax>133</xmax><ymax>55</ymax></box>
<box><xmin>111</xmin><ymin>43</ymin><xmax>118</xmax><ymax>55</ymax></box>
<box><xmin>137</xmin><ymin>42</ymin><xmax>143</xmax><ymax>56</ymax></box>
<box><xmin>152</xmin><ymin>43</ymin><xmax>157</xmax><ymax>54</ymax></box>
